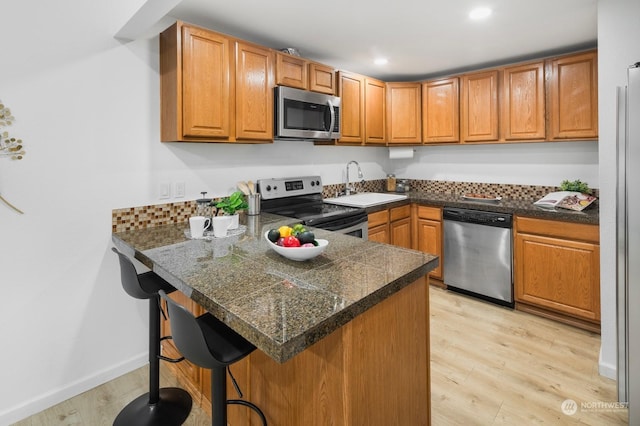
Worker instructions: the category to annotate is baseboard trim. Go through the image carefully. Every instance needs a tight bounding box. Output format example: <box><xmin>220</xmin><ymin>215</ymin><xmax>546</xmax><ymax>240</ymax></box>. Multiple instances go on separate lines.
<box><xmin>0</xmin><ymin>353</ymin><xmax>147</xmax><ymax>425</ymax></box>
<box><xmin>599</xmin><ymin>347</ymin><xmax>617</xmax><ymax>380</ymax></box>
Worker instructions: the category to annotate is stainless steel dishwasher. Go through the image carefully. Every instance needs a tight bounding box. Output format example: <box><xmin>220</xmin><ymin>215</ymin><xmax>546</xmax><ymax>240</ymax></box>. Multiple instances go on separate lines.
<box><xmin>443</xmin><ymin>207</ymin><xmax>514</xmax><ymax>307</ymax></box>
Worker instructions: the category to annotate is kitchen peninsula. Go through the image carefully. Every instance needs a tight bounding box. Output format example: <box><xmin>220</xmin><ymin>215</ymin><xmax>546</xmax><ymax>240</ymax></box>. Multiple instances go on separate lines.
<box><xmin>112</xmin><ymin>212</ymin><xmax>438</xmax><ymax>425</ymax></box>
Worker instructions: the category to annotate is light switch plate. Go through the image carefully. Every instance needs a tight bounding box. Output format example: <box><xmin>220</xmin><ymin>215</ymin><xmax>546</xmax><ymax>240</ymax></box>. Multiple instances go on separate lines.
<box><xmin>159</xmin><ymin>182</ymin><xmax>170</xmax><ymax>199</ymax></box>
<box><xmin>175</xmin><ymin>182</ymin><xmax>185</xmax><ymax>198</ymax></box>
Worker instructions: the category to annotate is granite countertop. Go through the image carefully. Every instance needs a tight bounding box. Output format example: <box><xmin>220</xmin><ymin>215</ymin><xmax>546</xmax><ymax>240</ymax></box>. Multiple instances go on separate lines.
<box><xmin>112</xmin><ymin>213</ymin><xmax>438</xmax><ymax>363</ymax></box>
<box><xmin>365</xmin><ymin>191</ymin><xmax>599</xmax><ymax>225</ymax></box>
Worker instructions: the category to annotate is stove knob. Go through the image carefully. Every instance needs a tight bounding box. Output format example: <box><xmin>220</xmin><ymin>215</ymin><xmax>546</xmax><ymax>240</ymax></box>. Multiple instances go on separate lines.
<box><xmin>310</xmin><ymin>181</ymin><xmax>315</xmax><ymax>186</ymax></box>
<box><xmin>315</xmin><ymin>180</ymin><xmax>320</xmax><ymax>186</ymax></box>
<box><xmin>273</xmin><ymin>185</ymin><xmax>278</xmax><ymax>191</ymax></box>
<box><xmin>265</xmin><ymin>185</ymin><xmax>271</xmax><ymax>191</ymax></box>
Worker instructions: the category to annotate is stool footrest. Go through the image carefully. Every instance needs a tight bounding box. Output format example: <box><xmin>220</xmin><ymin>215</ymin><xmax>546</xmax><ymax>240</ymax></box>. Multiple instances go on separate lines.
<box><xmin>228</xmin><ymin>399</ymin><xmax>268</xmax><ymax>426</ymax></box>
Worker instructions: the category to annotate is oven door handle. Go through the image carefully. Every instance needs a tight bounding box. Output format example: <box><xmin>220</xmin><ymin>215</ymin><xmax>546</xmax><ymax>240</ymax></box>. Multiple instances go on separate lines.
<box><xmin>321</xmin><ymin>216</ymin><xmax>368</xmax><ymax>233</ymax></box>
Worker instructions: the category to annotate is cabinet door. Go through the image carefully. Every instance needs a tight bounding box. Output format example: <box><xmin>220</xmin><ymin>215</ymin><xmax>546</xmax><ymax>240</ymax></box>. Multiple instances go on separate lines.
<box><xmin>422</xmin><ymin>78</ymin><xmax>459</xmax><ymax>143</ymax></box>
<box><xmin>365</xmin><ymin>77</ymin><xmax>387</xmax><ymax>144</ymax></box>
<box><xmin>514</xmin><ymin>217</ymin><xmax>600</xmax><ymax>323</ymax></box>
<box><xmin>502</xmin><ymin>62</ymin><xmax>545</xmax><ymax>140</ymax></box>
<box><xmin>235</xmin><ymin>42</ymin><xmax>274</xmax><ymax>141</ymax></box>
<box><xmin>515</xmin><ymin>232</ymin><xmax>600</xmax><ymax>321</ymax></box>
<box><xmin>386</xmin><ymin>83</ymin><xmax>422</xmax><ymax>144</ymax></box>
<box><xmin>368</xmin><ymin>210</ymin><xmax>389</xmax><ymax>244</ymax></box>
<box><xmin>461</xmin><ymin>70</ymin><xmax>499</xmax><ymax>142</ymax></box>
<box><xmin>390</xmin><ymin>217</ymin><xmax>412</xmax><ymax>248</ymax></box>
<box><xmin>181</xmin><ymin>25</ymin><xmax>231</xmax><ymax>139</ymax></box>
<box><xmin>276</xmin><ymin>52</ymin><xmax>307</xmax><ymax>90</ymax></box>
<box><xmin>338</xmin><ymin>71</ymin><xmax>365</xmax><ymax>144</ymax></box>
<box><xmin>548</xmin><ymin>50</ymin><xmax>598</xmax><ymax>140</ymax></box>
<box><xmin>416</xmin><ymin>218</ymin><xmax>442</xmax><ymax>280</ymax></box>
<box><xmin>390</xmin><ymin>205</ymin><xmax>411</xmax><ymax>248</ymax></box>
<box><xmin>309</xmin><ymin>63</ymin><xmax>336</xmax><ymax>95</ymax></box>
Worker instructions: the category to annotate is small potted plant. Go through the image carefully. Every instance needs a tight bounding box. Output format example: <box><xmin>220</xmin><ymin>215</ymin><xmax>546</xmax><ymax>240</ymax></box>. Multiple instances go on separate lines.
<box><xmin>213</xmin><ymin>190</ymin><xmax>248</xmax><ymax>229</ymax></box>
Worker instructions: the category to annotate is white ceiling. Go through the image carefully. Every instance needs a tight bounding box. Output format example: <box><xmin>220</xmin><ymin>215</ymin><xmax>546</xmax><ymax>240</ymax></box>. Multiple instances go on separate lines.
<box><xmin>162</xmin><ymin>0</ymin><xmax>597</xmax><ymax>81</ymax></box>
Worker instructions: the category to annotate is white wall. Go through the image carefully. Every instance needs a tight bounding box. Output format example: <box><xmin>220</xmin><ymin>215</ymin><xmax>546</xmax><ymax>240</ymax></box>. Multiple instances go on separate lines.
<box><xmin>0</xmin><ymin>0</ymin><xmax>601</xmax><ymax>423</ymax></box>
<box><xmin>597</xmin><ymin>0</ymin><xmax>640</xmax><ymax>380</ymax></box>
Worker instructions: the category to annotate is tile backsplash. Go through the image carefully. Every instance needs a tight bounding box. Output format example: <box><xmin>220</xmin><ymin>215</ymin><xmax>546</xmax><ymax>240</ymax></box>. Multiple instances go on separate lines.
<box><xmin>113</xmin><ymin>179</ymin><xmax>598</xmax><ymax>233</ymax></box>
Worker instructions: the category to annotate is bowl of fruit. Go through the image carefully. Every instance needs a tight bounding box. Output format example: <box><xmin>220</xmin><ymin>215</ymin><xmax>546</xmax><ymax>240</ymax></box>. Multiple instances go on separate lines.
<box><xmin>264</xmin><ymin>224</ymin><xmax>328</xmax><ymax>261</ymax></box>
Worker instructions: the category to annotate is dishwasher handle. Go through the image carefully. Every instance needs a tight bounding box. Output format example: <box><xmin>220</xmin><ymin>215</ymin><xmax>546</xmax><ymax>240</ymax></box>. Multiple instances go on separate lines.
<box><xmin>443</xmin><ymin>207</ymin><xmax>512</xmax><ymax>228</ymax></box>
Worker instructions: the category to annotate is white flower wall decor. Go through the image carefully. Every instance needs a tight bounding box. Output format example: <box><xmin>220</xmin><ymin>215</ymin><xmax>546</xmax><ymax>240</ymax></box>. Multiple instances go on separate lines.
<box><xmin>0</xmin><ymin>99</ymin><xmax>25</xmax><ymax>214</ymax></box>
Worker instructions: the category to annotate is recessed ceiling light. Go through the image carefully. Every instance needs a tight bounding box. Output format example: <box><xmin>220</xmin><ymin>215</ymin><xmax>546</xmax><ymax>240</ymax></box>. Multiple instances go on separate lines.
<box><xmin>469</xmin><ymin>7</ymin><xmax>492</xmax><ymax>20</ymax></box>
<box><xmin>374</xmin><ymin>58</ymin><xmax>388</xmax><ymax>65</ymax></box>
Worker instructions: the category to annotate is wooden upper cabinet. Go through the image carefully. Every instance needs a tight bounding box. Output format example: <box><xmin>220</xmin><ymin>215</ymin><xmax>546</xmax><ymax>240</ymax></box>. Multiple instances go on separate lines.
<box><xmin>276</xmin><ymin>53</ymin><xmax>336</xmax><ymax>94</ymax></box>
<box><xmin>309</xmin><ymin>63</ymin><xmax>336</xmax><ymax>94</ymax></box>
<box><xmin>461</xmin><ymin>70</ymin><xmax>499</xmax><ymax>142</ymax></box>
<box><xmin>276</xmin><ymin>52</ymin><xmax>307</xmax><ymax>90</ymax></box>
<box><xmin>235</xmin><ymin>42</ymin><xmax>274</xmax><ymax>141</ymax></box>
<box><xmin>386</xmin><ymin>83</ymin><xmax>422</xmax><ymax>144</ymax></box>
<box><xmin>365</xmin><ymin>77</ymin><xmax>387</xmax><ymax>144</ymax></box>
<box><xmin>502</xmin><ymin>62</ymin><xmax>546</xmax><ymax>141</ymax></box>
<box><xmin>160</xmin><ymin>21</ymin><xmax>272</xmax><ymax>143</ymax></box>
<box><xmin>338</xmin><ymin>71</ymin><xmax>365</xmax><ymax>144</ymax></box>
<box><xmin>161</xmin><ymin>22</ymin><xmax>231</xmax><ymax>141</ymax></box>
<box><xmin>548</xmin><ymin>50</ymin><xmax>598</xmax><ymax>140</ymax></box>
<box><xmin>422</xmin><ymin>77</ymin><xmax>459</xmax><ymax>143</ymax></box>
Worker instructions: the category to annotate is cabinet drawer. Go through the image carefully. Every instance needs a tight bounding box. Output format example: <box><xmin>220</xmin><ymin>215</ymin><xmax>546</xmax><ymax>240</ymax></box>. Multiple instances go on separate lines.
<box><xmin>368</xmin><ymin>210</ymin><xmax>389</xmax><ymax>227</ymax></box>
<box><xmin>390</xmin><ymin>204</ymin><xmax>410</xmax><ymax>221</ymax></box>
<box><xmin>416</xmin><ymin>205</ymin><xmax>442</xmax><ymax>221</ymax></box>
<box><xmin>515</xmin><ymin>216</ymin><xmax>599</xmax><ymax>243</ymax></box>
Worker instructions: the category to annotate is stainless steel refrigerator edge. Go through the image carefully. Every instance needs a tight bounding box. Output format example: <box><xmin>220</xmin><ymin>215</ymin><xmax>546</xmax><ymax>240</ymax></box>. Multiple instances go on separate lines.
<box><xmin>617</xmin><ymin>62</ymin><xmax>640</xmax><ymax>423</ymax></box>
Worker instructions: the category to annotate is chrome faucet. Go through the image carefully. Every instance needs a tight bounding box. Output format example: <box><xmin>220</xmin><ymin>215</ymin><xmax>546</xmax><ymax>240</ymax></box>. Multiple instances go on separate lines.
<box><xmin>345</xmin><ymin>160</ymin><xmax>364</xmax><ymax>195</ymax></box>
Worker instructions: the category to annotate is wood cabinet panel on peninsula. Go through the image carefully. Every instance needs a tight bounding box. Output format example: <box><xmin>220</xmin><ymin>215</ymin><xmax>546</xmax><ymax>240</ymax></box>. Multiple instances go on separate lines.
<box><xmin>514</xmin><ymin>216</ymin><xmax>600</xmax><ymax>332</ymax></box>
<box><xmin>160</xmin><ymin>21</ymin><xmax>273</xmax><ymax>143</ymax></box>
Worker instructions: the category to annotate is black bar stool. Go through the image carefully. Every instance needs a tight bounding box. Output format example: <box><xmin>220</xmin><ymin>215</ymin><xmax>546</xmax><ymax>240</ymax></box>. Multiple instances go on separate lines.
<box><xmin>158</xmin><ymin>289</ymin><xmax>267</xmax><ymax>426</ymax></box>
<box><xmin>112</xmin><ymin>247</ymin><xmax>192</xmax><ymax>425</ymax></box>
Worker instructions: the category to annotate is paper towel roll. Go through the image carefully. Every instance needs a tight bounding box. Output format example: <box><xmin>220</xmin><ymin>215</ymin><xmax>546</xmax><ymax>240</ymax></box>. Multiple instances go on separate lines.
<box><xmin>389</xmin><ymin>147</ymin><xmax>414</xmax><ymax>159</ymax></box>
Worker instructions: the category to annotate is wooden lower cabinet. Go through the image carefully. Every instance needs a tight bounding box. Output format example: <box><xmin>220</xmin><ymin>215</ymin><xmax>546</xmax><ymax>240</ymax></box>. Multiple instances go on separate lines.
<box><xmin>412</xmin><ymin>204</ymin><xmax>443</xmax><ymax>284</ymax></box>
<box><xmin>368</xmin><ymin>209</ymin><xmax>389</xmax><ymax>244</ymax></box>
<box><xmin>514</xmin><ymin>216</ymin><xmax>600</xmax><ymax>332</ymax></box>
<box><xmin>163</xmin><ymin>278</ymin><xmax>431</xmax><ymax>425</ymax></box>
<box><xmin>390</xmin><ymin>205</ymin><xmax>412</xmax><ymax>248</ymax></box>
<box><xmin>368</xmin><ymin>204</ymin><xmax>411</xmax><ymax>247</ymax></box>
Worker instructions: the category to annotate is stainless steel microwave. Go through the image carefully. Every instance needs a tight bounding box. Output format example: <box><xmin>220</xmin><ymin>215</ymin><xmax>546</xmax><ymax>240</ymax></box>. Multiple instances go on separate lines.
<box><xmin>274</xmin><ymin>86</ymin><xmax>341</xmax><ymax>140</ymax></box>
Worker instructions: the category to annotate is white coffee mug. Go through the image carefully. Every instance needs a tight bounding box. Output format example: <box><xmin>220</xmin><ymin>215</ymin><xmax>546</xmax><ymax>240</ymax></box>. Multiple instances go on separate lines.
<box><xmin>212</xmin><ymin>216</ymin><xmax>233</xmax><ymax>238</ymax></box>
<box><xmin>189</xmin><ymin>216</ymin><xmax>211</xmax><ymax>239</ymax></box>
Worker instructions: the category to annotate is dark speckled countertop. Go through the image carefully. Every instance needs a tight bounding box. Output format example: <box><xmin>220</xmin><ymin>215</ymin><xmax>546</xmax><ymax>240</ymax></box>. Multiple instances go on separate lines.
<box><xmin>366</xmin><ymin>191</ymin><xmax>599</xmax><ymax>225</ymax></box>
<box><xmin>112</xmin><ymin>212</ymin><xmax>438</xmax><ymax>363</ymax></box>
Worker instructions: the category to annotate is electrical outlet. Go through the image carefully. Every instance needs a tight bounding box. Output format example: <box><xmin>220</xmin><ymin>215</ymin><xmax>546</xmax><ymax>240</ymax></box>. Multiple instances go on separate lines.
<box><xmin>159</xmin><ymin>182</ymin><xmax>170</xmax><ymax>199</ymax></box>
<box><xmin>175</xmin><ymin>182</ymin><xmax>186</xmax><ymax>198</ymax></box>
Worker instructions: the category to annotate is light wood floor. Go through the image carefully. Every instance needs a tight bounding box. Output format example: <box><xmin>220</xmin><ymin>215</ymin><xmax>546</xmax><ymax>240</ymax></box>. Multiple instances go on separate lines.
<box><xmin>14</xmin><ymin>287</ymin><xmax>627</xmax><ymax>425</ymax></box>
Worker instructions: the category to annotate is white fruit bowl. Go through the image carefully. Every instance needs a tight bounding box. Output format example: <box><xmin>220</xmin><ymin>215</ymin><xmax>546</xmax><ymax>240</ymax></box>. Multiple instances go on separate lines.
<box><xmin>264</xmin><ymin>231</ymin><xmax>328</xmax><ymax>261</ymax></box>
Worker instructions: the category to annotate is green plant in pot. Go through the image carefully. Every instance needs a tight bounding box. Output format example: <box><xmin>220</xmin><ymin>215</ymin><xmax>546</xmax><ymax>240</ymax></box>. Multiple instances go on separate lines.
<box><xmin>213</xmin><ymin>191</ymin><xmax>248</xmax><ymax>229</ymax></box>
<box><xmin>560</xmin><ymin>179</ymin><xmax>592</xmax><ymax>194</ymax></box>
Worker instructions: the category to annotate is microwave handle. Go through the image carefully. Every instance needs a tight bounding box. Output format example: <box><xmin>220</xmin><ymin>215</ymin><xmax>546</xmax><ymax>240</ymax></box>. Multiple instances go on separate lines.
<box><xmin>327</xmin><ymin>99</ymin><xmax>335</xmax><ymax>140</ymax></box>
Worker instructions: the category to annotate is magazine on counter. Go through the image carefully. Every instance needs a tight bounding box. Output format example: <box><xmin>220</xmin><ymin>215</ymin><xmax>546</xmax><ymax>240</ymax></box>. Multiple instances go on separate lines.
<box><xmin>534</xmin><ymin>191</ymin><xmax>597</xmax><ymax>211</ymax></box>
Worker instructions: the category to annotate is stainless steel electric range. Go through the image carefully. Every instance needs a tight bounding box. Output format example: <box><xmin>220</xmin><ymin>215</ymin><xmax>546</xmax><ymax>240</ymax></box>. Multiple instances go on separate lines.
<box><xmin>257</xmin><ymin>176</ymin><xmax>368</xmax><ymax>239</ymax></box>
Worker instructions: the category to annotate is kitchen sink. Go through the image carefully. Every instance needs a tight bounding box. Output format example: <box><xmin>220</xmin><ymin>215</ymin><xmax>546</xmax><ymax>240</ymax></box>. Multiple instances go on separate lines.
<box><xmin>324</xmin><ymin>192</ymin><xmax>408</xmax><ymax>208</ymax></box>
